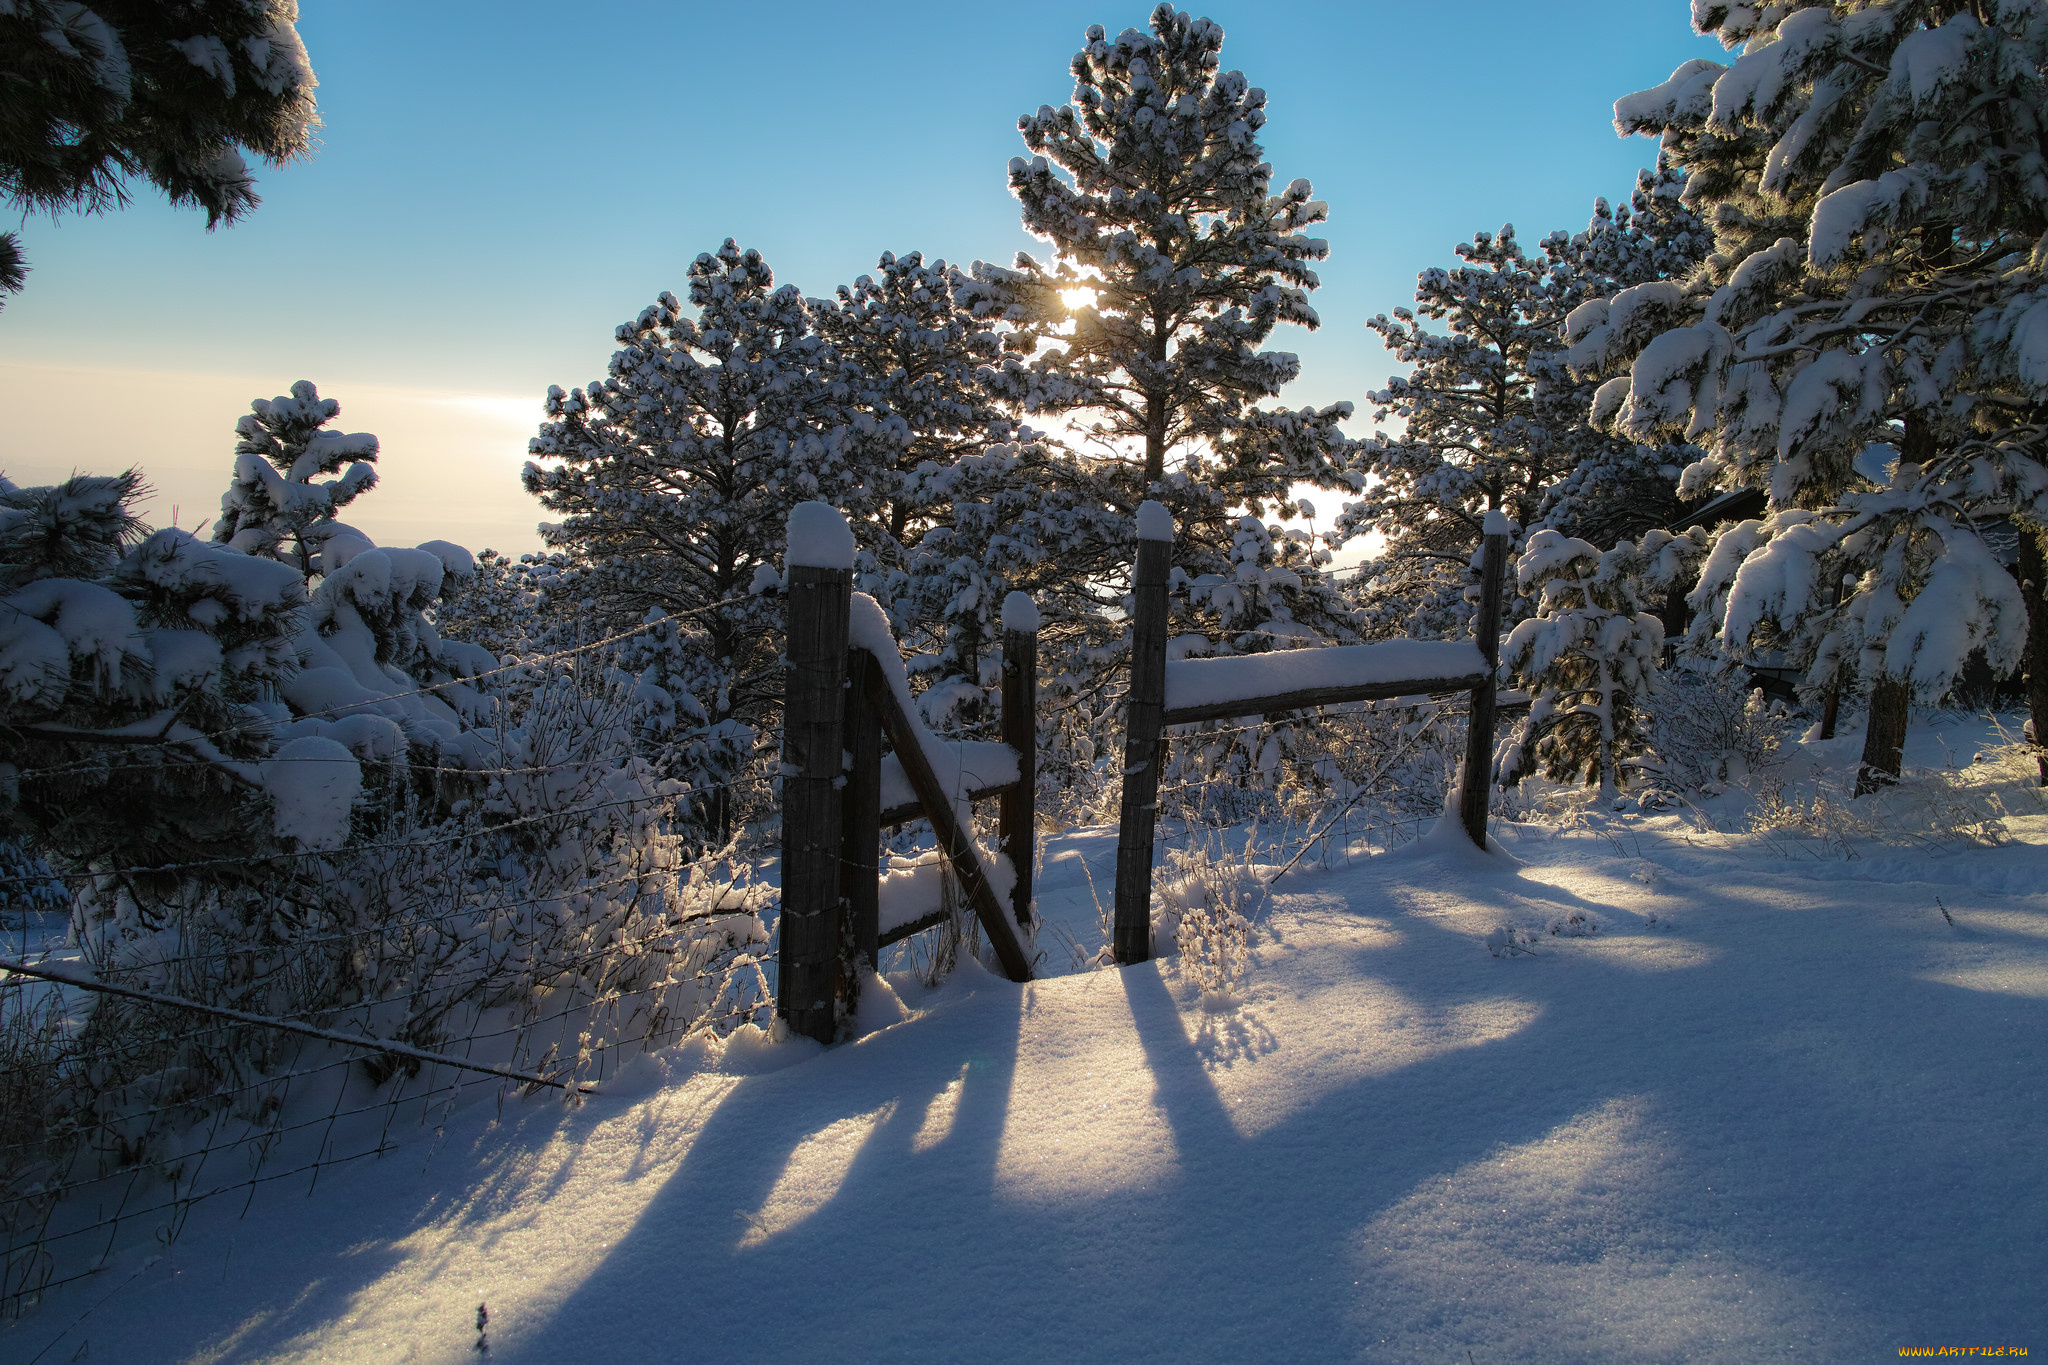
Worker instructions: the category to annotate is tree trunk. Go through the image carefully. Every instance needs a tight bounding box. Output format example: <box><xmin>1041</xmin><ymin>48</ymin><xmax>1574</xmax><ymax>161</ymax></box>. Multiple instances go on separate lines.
<box><xmin>1819</xmin><ymin>683</ymin><xmax>1841</xmax><ymax>742</ymax></box>
<box><xmin>1857</xmin><ymin>677</ymin><xmax>1910</xmax><ymax>795</ymax></box>
<box><xmin>1143</xmin><ymin>389</ymin><xmax>1167</xmax><ymax>485</ymax></box>
<box><xmin>2017</xmin><ymin>522</ymin><xmax>2048</xmax><ymax>786</ymax></box>
<box><xmin>1856</xmin><ymin>408</ymin><xmax>1937</xmax><ymax>793</ymax></box>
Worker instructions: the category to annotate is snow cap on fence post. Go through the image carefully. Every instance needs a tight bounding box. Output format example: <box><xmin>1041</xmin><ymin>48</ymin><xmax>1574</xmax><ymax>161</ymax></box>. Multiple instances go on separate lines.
<box><xmin>1482</xmin><ymin>509</ymin><xmax>1516</xmax><ymax>538</ymax></box>
<box><xmin>1136</xmin><ymin>500</ymin><xmax>1175</xmax><ymax>543</ymax></box>
<box><xmin>1001</xmin><ymin>590</ymin><xmax>1040</xmax><ymax>633</ymax></box>
<box><xmin>785</xmin><ymin>501</ymin><xmax>855</xmax><ymax>570</ymax></box>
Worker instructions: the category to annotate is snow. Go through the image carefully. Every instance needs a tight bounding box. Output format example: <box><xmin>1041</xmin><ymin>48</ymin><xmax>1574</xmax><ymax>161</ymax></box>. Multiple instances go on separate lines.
<box><xmin>22</xmin><ymin>724</ymin><xmax>2048</xmax><ymax>1361</ymax></box>
<box><xmin>142</xmin><ymin>628</ymin><xmax>223</xmax><ymax>696</ymax></box>
<box><xmin>1890</xmin><ymin>16</ymin><xmax>1977</xmax><ymax>109</ymax></box>
<box><xmin>1000</xmin><ymin>589</ymin><xmax>1040</xmax><ymax>632</ymax></box>
<box><xmin>1776</xmin><ymin>349</ymin><xmax>1870</xmax><ymax>459</ymax></box>
<box><xmin>1626</xmin><ymin>325</ymin><xmax>1718</xmax><ymax>428</ymax></box>
<box><xmin>1613</xmin><ymin>57</ymin><xmax>1723</xmax><ymax>134</ymax></box>
<box><xmin>414</xmin><ymin>539</ymin><xmax>476</xmax><ymax>583</ymax></box>
<box><xmin>261</xmin><ymin>735</ymin><xmax>361</xmax><ymax>851</ymax></box>
<box><xmin>122</xmin><ymin>528</ymin><xmax>305</xmax><ymax>621</ymax></box>
<box><xmin>0</xmin><ymin>612</ymin><xmax>68</xmax><ymax>706</ymax></box>
<box><xmin>879</xmin><ymin>739</ymin><xmax>1020</xmax><ymax>816</ymax></box>
<box><xmin>1165</xmin><ymin>639</ymin><xmax>1488</xmax><ymax>714</ymax></box>
<box><xmin>1807</xmin><ymin>168</ymin><xmax>1928</xmax><ymax>268</ymax></box>
<box><xmin>1</xmin><ymin>577</ymin><xmax>137</xmax><ymax>682</ymax></box>
<box><xmin>850</xmin><ymin>589</ymin><xmax>1016</xmax><ymax>876</ymax></box>
<box><xmin>1481</xmin><ymin>509</ymin><xmax>1515</xmax><ymax>537</ymax></box>
<box><xmin>785</xmin><ymin>500</ymin><xmax>855</xmax><ymax>570</ymax></box>
<box><xmin>878</xmin><ymin>851</ymin><xmax>946</xmax><ymax>935</ymax></box>
<box><xmin>1882</xmin><ymin>526</ymin><xmax>2027</xmax><ymax>696</ymax></box>
<box><xmin>1136</xmin><ymin>499</ymin><xmax>1174</xmax><ymax>542</ymax></box>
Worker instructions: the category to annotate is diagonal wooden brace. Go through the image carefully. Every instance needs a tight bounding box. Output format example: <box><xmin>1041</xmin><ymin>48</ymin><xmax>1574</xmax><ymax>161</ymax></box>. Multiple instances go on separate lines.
<box><xmin>855</xmin><ymin>652</ymin><xmax>1033</xmax><ymax>983</ymax></box>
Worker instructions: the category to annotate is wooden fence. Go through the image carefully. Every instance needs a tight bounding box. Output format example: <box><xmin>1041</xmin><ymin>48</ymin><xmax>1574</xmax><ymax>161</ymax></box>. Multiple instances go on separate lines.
<box><xmin>1109</xmin><ymin>502</ymin><xmax>1509</xmax><ymax>963</ymax></box>
<box><xmin>775</xmin><ymin>500</ymin><xmax>1509</xmax><ymax>1029</ymax></box>
<box><xmin>778</xmin><ymin>512</ymin><xmax>1036</xmax><ymax>1043</ymax></box>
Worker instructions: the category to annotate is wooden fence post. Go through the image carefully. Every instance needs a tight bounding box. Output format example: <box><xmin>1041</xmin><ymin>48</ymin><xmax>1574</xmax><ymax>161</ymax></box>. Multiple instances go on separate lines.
<box><xmin>1000</xmin><ymin>593</ymin><xmax>1039</xmax><ymax>937</ymax></box>
<box><xmin>779</xmin><ymin>506</ymin><xmax>854</xmax><ymax>1044</ymax></box>
<box><xmin>1113</xmin><ymin>502</ymin><xmax>1173</xmax><ymax>964</ymax></box>
<box><xmin>841</xmin><ymin>642</ymin><xmax>883</xmax><ymax>986</ymax></box>
<box><xmin>1459</xmin><ymin>519</ymin><xmax>1510</xmax><ymax>848</ymax></box>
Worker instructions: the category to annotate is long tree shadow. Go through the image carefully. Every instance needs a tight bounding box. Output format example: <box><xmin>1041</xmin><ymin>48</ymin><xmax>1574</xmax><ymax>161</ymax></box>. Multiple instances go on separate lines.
<box><xmin>491</xmin><ymin>849</ymin><xmax>2048</xmax><ymax>1361</ymax></box>
<box><xmin>64</xmin><ymin>842</ymin><xmax>2045</xmax><ymax>1364</ymax></box>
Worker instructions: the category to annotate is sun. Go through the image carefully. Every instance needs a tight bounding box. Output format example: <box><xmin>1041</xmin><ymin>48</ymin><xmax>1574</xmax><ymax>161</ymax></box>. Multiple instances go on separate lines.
<box><xmin>1060</xmin><ymin>285</ymin><xmax>1099</xmax><ymax>311</ymax></box>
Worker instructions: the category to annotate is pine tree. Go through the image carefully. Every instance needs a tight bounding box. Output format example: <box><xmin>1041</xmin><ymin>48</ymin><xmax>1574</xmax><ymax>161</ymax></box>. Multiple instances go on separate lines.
<box><xmin>957</xmin><ymin>5</ymin><xmax>1356</xmax><ymax>648</ymax></box>
<box><xmin>814</xmin><ymin>250</ymin><xmax>1013</xmax><ymax>556</ymax></box>
<box><xmin>1346</xmin><ymin>226</ymin><xmax>1577</xmax><ymax>641</ymax></box>
<box><xmin>814</xmin><ymin>249</ymin><xmax>1018</xmax><ymax>724</ymax></box>
<box><xmin>1497</xmin><ymin>528</ymin><xmax>1703</xmax><ymax>796</ymax></box>
<box><xmin>1346</xmin><ymin>180</ymin><xmax>1710</xmax><ymax>644</ymax></box>
<box><xmin>0</xmin><ymin>233</ymin><xmax>23</xmax><ymax>305</ymax></box>
<box><xmin>1540</xmin><ymin>165</ymin><xmax>1714</xmax><ymax>548</ymax></box>
<box><xmin>1586</xmin><ymin>1</ymin><xmax>2048</xmax><ymax>790</ymax></box>
<box><xmin>0</xmin><ymin>469</ymin><xmax>305</xmax><ymax>895</ymax></box>
<box><xmin>212</xmin><ymin>380</ymin><xmax>380</xmax><ymax>575</ymax></box>
<box><xmin>524</xmin><ymin>241</ymin><xmax>878</xmax><ymax>828</ymax></box>
<box><xmin>0</xmin><ymin>0</ymin><xmax>318</xmax><ymax>303</ymax></box>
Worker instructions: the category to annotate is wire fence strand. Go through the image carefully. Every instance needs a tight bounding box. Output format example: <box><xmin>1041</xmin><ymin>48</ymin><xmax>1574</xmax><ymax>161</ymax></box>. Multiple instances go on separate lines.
<box><xmin>0</xmin><ymin>797</ymin><xmax>781</xmax><ymax>1318</ymax></box>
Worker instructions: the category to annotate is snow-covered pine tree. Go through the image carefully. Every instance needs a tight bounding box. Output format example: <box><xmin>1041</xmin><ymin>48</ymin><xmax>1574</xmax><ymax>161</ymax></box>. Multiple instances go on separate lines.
<box><xmin>1584</xmin><ymin>1</ymin><xmax>2048</xmax><ymax>791</ymax></box>
<box><xmin>1537</xmin><ymin>165</ymin><xmax>1714</xmax><ymax>549</ymax></box>
<box><xmin>212</xmin><ymin>381</ymin><xmax>380</xmax><ymax>574</ymax></box>
<box><xmin>524</xmin><ymin>241</ymin><xmax>877</xmax><ymax>831</ymax></box>
<box><xmin>1346</xmin><ymin>182</ymin><xmax>1710</xmax><ymax>644</ymax></box>
<box><xmin>957</xmin><ymin>5</ymin><xmax>1357</xmax><ymax>649</ymax></box>
<box><xmin>877</xmin><ymin>436</ymin><xmax>1125</xmax><ymax>741</ymax></box>
<box><xmin>815</xmin><ymin>250</ymin><xmax>1013</xmax><ymax>556</ymax></box>
<box><xmin>0</xmin><ymin>469</ymin><xmax>304</xmax><ymax>898</ymax></box>
<box><xmin>1346</xmin><ymin>226</ymin><xmax>1577</xmax><ymax>641</ymax></box>
<box><xmin>813</xmin><ymin>249</ymin><xmax>1018</xmax><ymax>725</ymax></box>
<box><xmin>3</xmin><ymin>427</ymin><xmax>767</xmax><ymax>1195</ymax></box>
<box><xmin>207</xmin><ymin>385</ymin><xmax>762</xmax><ymax>1064</ymax></box>
<box><xmin>1497</xmin><ymin>528</ymin><xmax>1696</xmax><ymax>797</ymax></box>
<box><xmin>0</xmin><ymin>0</ymin><xmax>318</xmax><ymax>301</ymax></box>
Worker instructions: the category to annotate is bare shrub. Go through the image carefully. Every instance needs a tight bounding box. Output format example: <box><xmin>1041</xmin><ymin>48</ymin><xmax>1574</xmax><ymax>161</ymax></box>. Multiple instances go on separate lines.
<box><xmin>1153</xmin><ymin>831</ymin><xmax>1265</xmax><ymax>996</ymax></box>
<box><xmin>1651</xmin><ymin>668</ymin><xmax>1787</xmax><ymax>793</ymax></box>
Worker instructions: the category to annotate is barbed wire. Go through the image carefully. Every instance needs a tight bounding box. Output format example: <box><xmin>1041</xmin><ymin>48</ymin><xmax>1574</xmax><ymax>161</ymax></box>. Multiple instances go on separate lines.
<box><xmin>0</xmin><ymin>770</ymin><xmax>776</xmax><ymax>890</ymax></box>
<box><xmin>0</xmin><ymin>938</ymin><xmax>779</xmax><ymax>1314</ymax></box>
<box><xmin>4</xmin><ymin>1006</ymin><xmax>689</xmax><ymax>1304</ymax></box>
<box><xmin>0</xmin><ymin>947</ymin><xmax>777</xmax><ymax>1173</ymax></box>
<box><xmin>22</xmin><ymin>854</ymin><xmax>767</xmax><ymax>973</ymax></box>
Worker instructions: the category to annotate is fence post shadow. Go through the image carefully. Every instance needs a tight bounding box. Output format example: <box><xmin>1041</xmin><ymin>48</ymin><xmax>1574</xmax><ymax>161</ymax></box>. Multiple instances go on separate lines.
<box><xmin>1115</xmin><ymin>963</ymin><xmax>1239</xmax><ymax>1164</ymax></box>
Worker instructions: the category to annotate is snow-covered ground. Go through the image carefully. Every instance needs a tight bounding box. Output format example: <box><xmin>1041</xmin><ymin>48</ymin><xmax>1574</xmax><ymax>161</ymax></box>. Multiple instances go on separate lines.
<box><xmin>7</xmin><ymin>723</ymin><xmax>2046</xmax><ymax>1363</ymax></box>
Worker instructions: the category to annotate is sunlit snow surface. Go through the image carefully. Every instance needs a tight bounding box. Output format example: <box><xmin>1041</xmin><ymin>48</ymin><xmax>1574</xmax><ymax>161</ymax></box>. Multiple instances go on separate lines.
<box><xmin>9</xmin><ymin>727</ymin><xmax>2048</xmax><ymax>1362</ymax></box>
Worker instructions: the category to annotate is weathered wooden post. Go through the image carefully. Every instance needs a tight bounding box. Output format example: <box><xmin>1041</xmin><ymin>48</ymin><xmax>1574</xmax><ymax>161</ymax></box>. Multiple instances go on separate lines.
<box><xmin>1113</xmin><ymin>501</ymin><xmax>1173</xmax><ymax>964</ymax></box>
<box><xmin>999</xmin><ymin>592</ymin><xmax>1039</xmax><ymax>937</ymax></box>
<box><xmin>779</xmin><ymin>503</ymin><xmax>854</xmax><ymax>1043</ymax></box>
<box><xmin>1458</xmin><ymin>513</ymin><xmax>1511</xmax><ymax>848</ymax></box>
<box><xmin>841</xmin><ymin>636</ymin><xmax>883</xmax><ymax>986</ymax></box>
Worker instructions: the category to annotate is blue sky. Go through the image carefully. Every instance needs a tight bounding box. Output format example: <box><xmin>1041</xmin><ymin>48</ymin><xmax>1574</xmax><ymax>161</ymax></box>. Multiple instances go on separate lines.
<box><xmin>0</xmin><ymin>1</ymin><xmax>1725</xmax><ymax>553</ymax></box>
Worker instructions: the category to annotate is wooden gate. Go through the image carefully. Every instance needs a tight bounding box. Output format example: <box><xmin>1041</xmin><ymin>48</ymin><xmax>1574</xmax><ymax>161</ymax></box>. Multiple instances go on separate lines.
<box><xmin>778</xmin><ymin>505</ymin><xmax>1036</xmax><ymax>1043</ymax></box>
